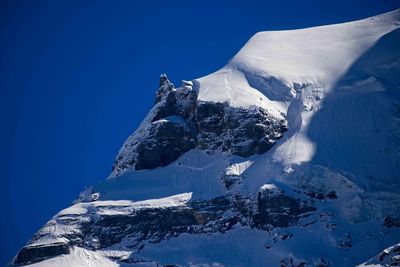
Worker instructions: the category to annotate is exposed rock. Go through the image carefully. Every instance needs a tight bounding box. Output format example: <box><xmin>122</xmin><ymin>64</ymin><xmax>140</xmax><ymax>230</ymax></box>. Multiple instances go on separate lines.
<box><xmin>112</xmin><ymin>74</ymin><xmax>287</xmax><ymax>174</ymax></box>
<box><xmin>112</xmin><ymin>74</ymin><xmax>198</xmax><ymax>173</ymax></box>
<box><xmin>135</xmin><ymin>118</ymin><xmax>196</xmax><ymax>170</ymax></box>
<box><xmin>279</xmin><ymin>257</ymin><xmax>330</xmax><ymax>267</ymax></box>
<box><xmin>83</xmin><ymin>197</ymin><xmax>234</xmax><ymax>250</ymax></box>
<box><xmin>222</xmin><ymin>174</ymin><xmax>242</xmax><ymax>190</ymax></box>
<box><xmin>196</xmin><ymin>102</ymin><xmax>287</xmax><ymax>157</ymax></box>
<box><xmin>155</xmin><ymin>73</ymin><xmax>174</xmax><ymax>104</ymax></box>
<box><xmin>359</xmin><ymin>243</ymin><xmax>400</xmax><ymax>266</ymax></box>
<box><xmin>306</xmin><ymin>190</ymin><xmax>337</xmax><ymax>200</ymax></box>
<box><xmin>338</xmin><ymin>233</ymin><xmax>352</xmax><ymax>250</ymax></box>
<box><xmin>384</xmin><ymin>216</ymin><xmax>400</xmax><ymax>228</ymax></box>
<box><xmin>254</xmin><ymin>184</ymin><xmax>316</xmax><ymax>228</ymax></box>
<box><xmin>14</xmin><ymin>189</ymin><xmax>317</xmax><ymax>265</ymax></box>
<box><xmin>14</xmin><ymin>242</ymin><xmax>70</xmax><ymax>266</ymax></box>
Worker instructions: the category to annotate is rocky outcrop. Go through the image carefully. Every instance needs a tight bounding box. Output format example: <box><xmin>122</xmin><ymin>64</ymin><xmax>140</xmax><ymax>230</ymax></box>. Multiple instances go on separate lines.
<box><xmin>112</xmin><ymin>74</ymin><xmax>287</xmax><ymax>175</ymax></box>
<box><xmin>13</xmin><ymin>74</ymin><xmax>290</xmax><ymax>265</ymax></box>
<box><xmin>357</xmin><ymin>243</ymin><xmax>400</xmax><ymax>267</ymax></box>
<box><xmin>384</xmin><ymin>216</ymin><xmax>400</xmax><ymax>228</ymax></box>
<box><xmin>196</xmin><ymin>102</ymin><xmax>287</xmax><ymax>157</ymax></box>
<box><xmin>279</xmin><ymin>257</ymin><xmax>330</xmax><ymax>267</ymax></box>
<box><xmin>81</xmin><ymin>197</ymin><xmax>234</xmax><ymax>250</ymax></box>
<box><xmin>112</xmin><ymin>75</ymin><xmax>198</xmax><ymax>174</ymax></box>
<box><xmin>14</xmin><ymin>242</ymin><xmax>70</xmax><ymax>266</ymax></box>
<box><xmin>134</xmin><ymin>117</ymin><xmax>196</xmax><ymax>170</ymax></box>
<box><xmin>254</xmin><ymin>184</ymin><xmax>316</xmax><ymax>228</ymax></box>
<box><xmin>13</xmin><ymin>186</ymin><xmax>316</xmax><ymax>265</ymax></box>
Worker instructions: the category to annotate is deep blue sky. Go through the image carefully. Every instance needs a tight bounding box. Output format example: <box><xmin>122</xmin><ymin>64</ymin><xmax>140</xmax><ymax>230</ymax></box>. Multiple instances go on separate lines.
<box><xmin>0</xmin><ymin>0</ymin><xmax>399</xmax><ymax>265</ymax></box>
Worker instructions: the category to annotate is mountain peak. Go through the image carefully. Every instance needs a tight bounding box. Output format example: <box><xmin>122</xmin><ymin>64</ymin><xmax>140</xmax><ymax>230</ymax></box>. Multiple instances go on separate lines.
<box><xmin>12</xmin><ymin>9</ymin><xmax>400</xmax><ymax>267</ymax></box>
<box><xmin>197</xmin><ymin>9</ymin><xmax>400</xmax><ymax>110</ymax></box>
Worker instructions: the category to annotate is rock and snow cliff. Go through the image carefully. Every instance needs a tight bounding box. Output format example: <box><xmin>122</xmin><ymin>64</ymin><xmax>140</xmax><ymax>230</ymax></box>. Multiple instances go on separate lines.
<box><xmin>11</xmin><ymin>9</ymin><xmax>400</xmax><ymax>267</ymax></box>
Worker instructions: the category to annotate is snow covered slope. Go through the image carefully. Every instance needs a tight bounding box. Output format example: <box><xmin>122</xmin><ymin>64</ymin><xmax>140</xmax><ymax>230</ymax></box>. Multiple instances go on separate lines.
<box><xmin>198</xmin><ymin>8</ymin><xmax>400</xmax><ymax>170</ymax></box>
<box><xmin>12</xmin><ymin>9</ymin><xmax>400</xmax><ymax>267</ymax></box>
<box><xmin>198</xmin><ymin>8</ymin><xmax>399</xmax><ymax>106</ymax></box>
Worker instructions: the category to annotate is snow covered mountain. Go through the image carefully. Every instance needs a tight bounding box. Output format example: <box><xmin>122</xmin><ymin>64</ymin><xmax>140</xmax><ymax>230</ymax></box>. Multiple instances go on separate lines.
<box><xmin>11</xmin><ymin>9</ymin><xmax>400</xmax><ymax>267</ymax></box>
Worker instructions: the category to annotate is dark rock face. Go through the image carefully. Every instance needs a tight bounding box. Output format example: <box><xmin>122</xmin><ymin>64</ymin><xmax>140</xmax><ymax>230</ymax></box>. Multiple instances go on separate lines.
<box><xmin>378</xmin><ymin>244</ymin><xmax>400</xmax><ymax>265</ymax></box>
<box><xmin>383</xmin><ymin>216</ymin><xmax>400</xmax><ymax>228</ymax></box>
<box><xmin>155</xmin><ymin>73</ymin><xmax>175</xmax><ymax>104</ymax></box>
<box><xmin>306</xmin><ymin>190</ymin><xmax>338</xmax><ymax>200</ymax></box>
<box><xmin>337</xmin><ymin>233</ymin><xmax>352</xmax><ymax>250</ymax></box>
<box><xmin>112</xmin><ymin>75</ymin><xmax>198</xmax><ymax>173</ymax></box>
<box><xmin>196</xmin><ymin>102</ymin><xmax>287</xmax><ymax>157</ymax></box>
<box><xmin>279</xmin><ymin>257</ymin><xmax>330</xmax><ymax>267</ymax></box>
<box><xmin>14</xmin><ymin>243</ymin><xmax>70</xmax><ymax>266</ymax></box>
<box><xmin>83</xmin><ymin>197</ymin><xmax>234</xmax><ymax>250</ymax></box>
<box><xmin>254</xmin><ymin>186</ymin><xmax>316</xmax><ymax>228</ymax></box>
<box><xmin>152</xmin><ymin>90</ymin><xmax>180</xmax><ymax>121</ymax></box>
<box><xmin>112</xmin><ymin>74</ymin><xmax>287</xmax><ymax>173</ymax></box>
<box><xmin>14</xmin><ymin>187</ymin><xmax>315</xmax><ymax>265</ymax></box>
<box><xmin>135</xmin><ymin>119</ymin><xmax>196</xmax><ymax>170</ymax></box>
<box><xmin>21</xmin><ymin>74</ymin><xmax>287</xmax><ymax>265</ymax></box>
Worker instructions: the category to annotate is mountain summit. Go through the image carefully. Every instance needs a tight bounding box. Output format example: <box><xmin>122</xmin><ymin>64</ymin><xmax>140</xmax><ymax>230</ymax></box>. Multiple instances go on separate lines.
<box><xmin>12</xmin><ymin>9</ymin><xmax>400</xmax><ymax>267</ymax></box>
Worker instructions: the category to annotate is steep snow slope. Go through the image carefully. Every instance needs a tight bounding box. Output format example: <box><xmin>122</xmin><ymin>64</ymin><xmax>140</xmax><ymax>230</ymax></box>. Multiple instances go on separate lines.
<box><xmin>12</xmin><ymin>9</ymin><xmax>400</xmax><ymax>267</ymax></box>
<box><xmin>197</xmin><ymin>8</ymin><xmax>400</xmax><ymax>169</ymax></box>
<box><xmin>24</xmin><ymin>247</ymin><xmax>119</xmax><ymax>267</ymax></box>
<box><xmin>198</xmin><ymin>9</ymin><xmax>399</xmax><ymax>105</ymax></box>
<box><xmin>96</xmin><ymin>150</ymin><xmax>227</xmax><ymax>201</ymax></box>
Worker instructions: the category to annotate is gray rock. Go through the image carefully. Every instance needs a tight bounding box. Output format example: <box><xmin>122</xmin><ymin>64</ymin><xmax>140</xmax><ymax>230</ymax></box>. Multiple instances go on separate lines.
<box><xmin>383</xmin><ymin>216</ymin><xmax>400</xmax><ymax>228</ymax></box>
<box><xmin>13</xmin><ymin>188</ymin><xmax>317</xmax><ymax>265</ymax></box>
<box><xmin>254</xmin><ymin>185</ymin><xmax>316</xmax><ymax>228</ymax></box>
<box><xmin>14</xmin><ymin>243</ymin><xmax>70</xmax><ymax>266</ymax></box>
<box><xmin>196</xmin><ymin>102</ymin><xmax>287</xmax><ymax>157</ymax></box>
<box><xmin>112</xmin><ymin>74</ymin><xmax>287</xmax><ymax>174</ymax></box>
<box><xmin>135</xmin><ymin>118</ymin><xmax>196</xmax><ymax>170</ymax></box>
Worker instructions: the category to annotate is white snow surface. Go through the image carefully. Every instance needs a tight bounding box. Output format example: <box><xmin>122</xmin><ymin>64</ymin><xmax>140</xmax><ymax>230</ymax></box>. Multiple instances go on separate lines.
<box><xmin>107</xmin><ymin>9</ymin><xmax>400</xmax><ymax>197</ymax></box>
<box><xmin>62</xmin><ymin>192</ymin><xmax>192</xmax><ymax>217</ymax></box>
<box><xmin>197</xmin><ymin>9</ymin><xmax>399</xmax><ymax>105</ymax></box>
<box><xmin>103</xmin><ymin>8</ymin><xmax>400</xmax><ymax>261</ymax></box>
<box><xmin>24</xmin><ymin>247</ymin><xmax>119</xmax><ymax>267</ymax></box>
<box><xmin>139</xmin><ymin>222</ymin><xmax>400</xmax><ymax>267</ymax></box>
<box><xmin>100</xmin><ymin>150</ymin><xmax>227</xmax><ymax>201</ymax></box>
<box><xmin>197</xmin><ymin>8</ymin><xmax>400</xmax><ymax>170</ymax></box>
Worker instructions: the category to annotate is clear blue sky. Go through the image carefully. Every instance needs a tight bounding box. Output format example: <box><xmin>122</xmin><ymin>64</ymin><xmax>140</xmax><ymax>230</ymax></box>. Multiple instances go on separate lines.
<box><xmin>0</xmin><ymin>0</ymin><xmax>399</xmax><ymax>265</ymax></box>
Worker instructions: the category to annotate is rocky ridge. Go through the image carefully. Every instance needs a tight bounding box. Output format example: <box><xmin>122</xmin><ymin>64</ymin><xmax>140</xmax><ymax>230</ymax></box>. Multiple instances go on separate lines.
<box><xmin>111</xmin><ymin>74</ymin><xmax>287</xmax><ymax>176</ymax></box>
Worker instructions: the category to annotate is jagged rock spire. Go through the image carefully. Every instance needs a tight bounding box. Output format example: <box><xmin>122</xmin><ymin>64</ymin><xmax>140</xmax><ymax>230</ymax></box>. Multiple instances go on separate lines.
<box><xmin>155</xmin><ymin>73</ymin><xmax>174</xmax><ymax>104</ymax></box>
<box><xmin>159</xmin><ymin>73</ymin><xmax>169</xmax><ymax>87</ymax></box>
